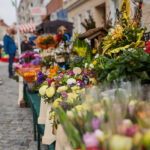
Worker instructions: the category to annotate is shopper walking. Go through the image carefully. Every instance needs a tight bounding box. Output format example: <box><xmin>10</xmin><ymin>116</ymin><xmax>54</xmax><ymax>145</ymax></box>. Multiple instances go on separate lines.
<box><xmin>3</xmin><ymin>28</ymin><xmax>17</xmax><ymax>78</ymax></box>
<box><xmin>21</xmin><ymin>36</ymin><xmax>32</xmax><ymax>53</ymax></box>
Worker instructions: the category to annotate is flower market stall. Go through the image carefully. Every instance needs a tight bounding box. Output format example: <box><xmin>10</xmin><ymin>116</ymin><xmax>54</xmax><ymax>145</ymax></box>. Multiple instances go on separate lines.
<box><xmin>14</xmin><ymin>0</ymin><xmax>150</xmax><ymax>150</ymax></box>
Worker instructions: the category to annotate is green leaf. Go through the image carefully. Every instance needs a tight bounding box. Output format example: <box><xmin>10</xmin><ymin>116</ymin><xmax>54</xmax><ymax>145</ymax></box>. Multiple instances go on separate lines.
<box><xmin>11</xmin><ymin>0</ymin><xmax>16</xmax><ymax>7</ymax></box>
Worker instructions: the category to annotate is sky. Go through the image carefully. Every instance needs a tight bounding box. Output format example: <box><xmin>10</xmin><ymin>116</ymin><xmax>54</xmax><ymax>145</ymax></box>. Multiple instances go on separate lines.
<box><xmin>0</xmin><ymin>0</ymin><xmax>20</xmax><ymax>26</ymax></box>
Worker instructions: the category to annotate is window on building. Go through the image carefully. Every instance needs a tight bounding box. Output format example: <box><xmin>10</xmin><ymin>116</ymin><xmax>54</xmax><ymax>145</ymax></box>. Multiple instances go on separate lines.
<box><xmin>63</xmin><ymin>0</ymin><xmax>67</xmax><ymax>3</ymax></box>
<box><xmin>86</xmin><ymin>10</ymin><xmax>91</xmax><ymax>20</ymax></box>
<box><xmin>32</xmin><ymin>18</ymin><xmax>34</xmax><ymax>22</ymax></box>
<box><xmin>43</xmin><ymin>0</ymin><xmax>51</xmax><ymax>7</ymax></box>
<box><xmin>78</xmin><ymin>14</ymin><xmax>82</xmax><ymax>33</ymax></box>
<box><xmin>71</xmin><ymin>17</ymin><xmax>75</xmax><ymax>31</ymax></box>
<box><xmin>30</xmin><ymin>3</ymin><xmax>33</xmax><ymax>7</ymax></box>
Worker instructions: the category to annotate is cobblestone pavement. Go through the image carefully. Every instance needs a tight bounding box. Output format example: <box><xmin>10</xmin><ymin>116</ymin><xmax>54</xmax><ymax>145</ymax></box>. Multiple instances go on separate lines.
<box><xmin>0</xmin><ymin>62</ymin><xmax>47</xmax><ymax>150</ymax></box>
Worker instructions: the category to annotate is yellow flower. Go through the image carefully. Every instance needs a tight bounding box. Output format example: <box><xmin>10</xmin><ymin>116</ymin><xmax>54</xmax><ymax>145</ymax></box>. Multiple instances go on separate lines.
<box><xmin>39</xmin><ymin>85</ymin><xmax>48</xmax><ymax>96</ymax></box>
<box><xmin>67</xmin><ymin>92</ymin><xmax>78</xmax><ymax>104</ymax></box>
<box><xmin>93</xmin><ymin>60</ymin><xmax>97</xmax><ymax>65</ymax></box>
<box><xmin>53</xmin><ymin>98</ymin><xmax>62</xmax><ymax>108</ymax></box>
<box><xmin>71</xmin><ymin>86</ymin><xmax>80</xmax><ymax>91</ymax></box>
<box><xmin>89</xmin><ymin>78</ymin><xmax>97</xmax><ymax>84</ymax></box>
<box><xmin>75</xmin><ymin>105</ymin><xmax>83</xmax><ymax>112</ymax></box>
<box><xmin>35</xmin><ymin>76</ymin><xmax>37</xmax><ymax>81</ymax></box>
<box><xmin>92</xmin><ymin>49</ymin><xmax>97</xmax><ymax>54</ymax></box>
<box><xmin>46</xmin><ymin>86</ymin><xmax>55</xmax><ymax>98</ymax></box>
<box><xmin>57</xmin><ymin>86</ymin><xmax>68</xmax><ymax>93</ymax></box>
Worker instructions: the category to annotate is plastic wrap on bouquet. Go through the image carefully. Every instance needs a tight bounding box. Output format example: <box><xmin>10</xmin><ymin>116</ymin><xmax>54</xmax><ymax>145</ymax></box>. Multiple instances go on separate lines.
<box><xmin>55</xmin><ymin>125</ymin><xmax>73</xmax><ymax>150</ymax></box>
<box><xmin>42</xmin><ymin>103</ymin><xmax>56</xmax><ymax>145</ymax></box>
<box><xmin>18</xmin><ymin>76</ymin><xmax>24</xmax><ymax>105</ymax></box>
<box><xmin>38</xmin><ymin>97</ymin><xmax>48</xmax><ymax>124</ymax></box>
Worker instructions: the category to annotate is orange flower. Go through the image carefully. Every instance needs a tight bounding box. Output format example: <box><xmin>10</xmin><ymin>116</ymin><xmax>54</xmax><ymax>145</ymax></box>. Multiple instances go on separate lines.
<box><xmin>137</xmin><ymin>111</ymin><xmax>146</xmax><ymax>119</ymax></box>
<box><xmin>53</xmin><ymin>65</ymin><xmax>58</xmax><ymax>71</ymax></box>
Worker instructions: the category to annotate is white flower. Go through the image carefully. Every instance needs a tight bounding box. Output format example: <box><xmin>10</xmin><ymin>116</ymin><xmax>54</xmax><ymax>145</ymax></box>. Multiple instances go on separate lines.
<box><xmin>109</xmin><ymin>28</ymin><xmax>115</xmax><ymax>35</ymax></box>
<box><xmin>85</xmin><ymin>63</ymin><xmax>88</xmax><ymax>68</ymax></box>
<box><xmin>67</xmin><ymin>78</ymin><xmax>76</xmax><ymax>85</ymax></box>
<box><xmin>95</xmin><ymin>54</ymin><xmax>99</xmax><ymax>59</ymax></box>
<box><xmin>89</xmin><ymin>64</ymin><xmax>94</xmax><ymax>69</ymax></box>
<box><xmin>95</xmin><ymin>129</ymin><xmax>104</xmax><ymax>140</ymax></box>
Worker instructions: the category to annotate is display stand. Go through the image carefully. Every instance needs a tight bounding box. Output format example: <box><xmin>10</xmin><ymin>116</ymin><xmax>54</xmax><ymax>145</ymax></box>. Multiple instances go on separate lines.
<box><xmin>38</xmin><ymin>97</ymin><xmax>48</xmax><ymax>124</ymax></box>
<box><xmin>42</xmin><ymin>103</ymin><xmax>56</xmax><ymax>145</ymax></box>
<box><xmin>55</xmin><ymin>125</ymin><xmax>73</xmax><ymax>150</ymax></box>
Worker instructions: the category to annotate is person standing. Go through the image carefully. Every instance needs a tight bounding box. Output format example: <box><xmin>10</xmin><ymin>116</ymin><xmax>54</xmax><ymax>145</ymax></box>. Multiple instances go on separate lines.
<box><xmin>3</xmin><ymin>28</ymin><xmax>17</xmax><ymax>78</ymax></box>
<box><xmin>21</xmin><ymin>36</ymin><xmax>32</xmax><ymax>53</ymax></box>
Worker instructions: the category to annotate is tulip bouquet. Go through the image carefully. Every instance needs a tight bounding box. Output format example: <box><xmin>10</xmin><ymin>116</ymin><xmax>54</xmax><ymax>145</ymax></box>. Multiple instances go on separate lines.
<box><xmin>55</xmin><ymin>83</ymin><xmax>150</xmax><ymax>150</ymax></box>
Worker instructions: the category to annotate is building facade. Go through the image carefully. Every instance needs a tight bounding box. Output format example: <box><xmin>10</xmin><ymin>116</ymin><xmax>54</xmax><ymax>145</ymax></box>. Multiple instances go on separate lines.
<box><xmin>42</xmin><ymin>0</ymin><xmax>67</xmax><ymax>22</ymax></box>
<box><xmin>63</xmin><ymin>0</ymin><xmax>150</xmax><ymax>33</ymax></box>
<box><xmin>63</xmin><ymin>0</ymin><xmax>112</xmax><ymax>33</ymax></box>
<box><xmin>18</xmin><ymin>0</ymin><xmax>42</xmax><ymax>24</ymax></box>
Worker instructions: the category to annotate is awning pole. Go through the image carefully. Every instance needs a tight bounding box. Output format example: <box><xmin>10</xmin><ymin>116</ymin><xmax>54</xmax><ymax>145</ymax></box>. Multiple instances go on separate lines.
<box><xmin>15</xmin><ymin>0</ymin><xmax>21</xmax><ymax>55</ymax></box>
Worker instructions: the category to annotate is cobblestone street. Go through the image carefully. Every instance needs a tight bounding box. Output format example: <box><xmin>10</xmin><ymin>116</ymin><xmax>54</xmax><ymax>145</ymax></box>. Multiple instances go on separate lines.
<box><xmin>0</xmin><ymin>62</ymin><xmax>45</xmax><ymax>150</ymax></box>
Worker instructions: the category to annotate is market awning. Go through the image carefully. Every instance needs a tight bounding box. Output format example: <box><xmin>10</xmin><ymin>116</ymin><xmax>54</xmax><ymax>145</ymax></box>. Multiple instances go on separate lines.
<box><xmin>14</xmin><ymin>23</ymin><xmax>39</xmax><ymax>33</ymax></box>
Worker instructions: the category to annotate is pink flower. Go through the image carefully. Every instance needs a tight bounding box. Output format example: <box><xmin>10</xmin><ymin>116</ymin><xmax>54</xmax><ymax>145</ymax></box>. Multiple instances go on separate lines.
<box><xmin>59</xmin><ymin>75</ymin><xmax>63</xmax><ymax>78</ymax></box>
<box><xmin>84</xmin><ymin>72</ymin><xmax>89</xmax><ymax>76</ymax></box>
<box><xmin>125</xmin><ymin>125</ymin><xmax>138</xmax><ymax>137</ymax></box>
<box><xmin>83</xmin><ymin>132</ymin><xmax>99</xmax><ymax>148</ymax></box>
<box><xmin>68</xmin><ymin>71</ymin><xmax>75</xmax><ymax>76</ymax></box>
<box><xmin>92</xmin><ymin>118</ymin><xmax>101</xmax><ymax>131</ymax></box>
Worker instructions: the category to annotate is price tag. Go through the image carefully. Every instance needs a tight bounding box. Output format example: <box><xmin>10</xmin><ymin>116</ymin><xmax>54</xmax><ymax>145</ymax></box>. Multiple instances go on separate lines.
<box><xmin>73</xmin><ymin>67</ymin><xmax>82</xmax><ymax>76</ymax></box>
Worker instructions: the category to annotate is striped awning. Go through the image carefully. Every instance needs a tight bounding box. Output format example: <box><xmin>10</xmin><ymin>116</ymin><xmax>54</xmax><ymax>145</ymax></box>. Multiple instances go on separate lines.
<box><xmin>16</xmin><ymin>23</ymin><xmax>39</xmax><ymax>33</ymax></box>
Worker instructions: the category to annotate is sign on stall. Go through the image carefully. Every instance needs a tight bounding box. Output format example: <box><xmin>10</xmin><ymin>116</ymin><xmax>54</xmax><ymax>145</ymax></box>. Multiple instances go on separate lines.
<box><xmin>31</xmin><ymin>8</ymin><xmax>46</xmax><ymax>16</ymax></box>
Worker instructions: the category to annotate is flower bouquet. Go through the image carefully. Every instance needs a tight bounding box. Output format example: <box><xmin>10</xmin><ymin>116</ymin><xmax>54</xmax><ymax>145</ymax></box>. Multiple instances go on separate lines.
<box><xmin>55</xmin><ymin>84</ymin><xmax>150</xmax><ymax>150</ymax></box>
<box><xmin>36</xmin><ymin>34</ymin><xmax>57</xmax><ymax>49</ymax></box>
<box><xmin>15</xmin><ymin>52</ymin><xmax>42</xmax><ymax>84</ymax></box>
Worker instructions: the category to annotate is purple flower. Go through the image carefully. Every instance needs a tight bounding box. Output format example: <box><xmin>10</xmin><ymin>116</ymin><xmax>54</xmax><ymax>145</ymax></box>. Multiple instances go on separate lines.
<box><xmin>31</xmin><ymin>58</ymin><xmax>41</xmax><ymax>65</ymax></box>
<box><xmin>83</xmin><ymin>132</ymin><xmax>99</xmax><ymax>148</ymax></box>
<box><xmin>128</xmin><ymin>105</ymin><xmax>135</xmax><ymax>116</ymax></box>
<box><xmin>36</xmin><ymin>74</ymin><xmax>45</xmax><ymax>84</ymax></box>
<box><xmin>55</xmin><ymin>83</ymin><xmax>61</xmax><ymax>88</ymax></box>
<box><xmin>46</xmin><ymin>78</ymin><xmax>51</xmax><ymax>82</ymax></box>
<box><xmin>92</xmin><ymin>117</ymin><xmax>101</xmax><ymax>131</ymax></box>
<box><xmin>59</xmin><ymin>101</ymin><xmax>67</xmax><ymax>109</ymax></box>
<box><xmin>61</xmin><ymin>91</ymin><xmax>68</xmax><ymax>99</ymax></box>
<box><xmin>68</xmin><ymin>71</ymin><xmax>75</xmax><ymax>76</ymax></box>
<box><xmin>38</xmin><ymin>71</ymin><xmax>43</xmax><ymax>76</ymax></box>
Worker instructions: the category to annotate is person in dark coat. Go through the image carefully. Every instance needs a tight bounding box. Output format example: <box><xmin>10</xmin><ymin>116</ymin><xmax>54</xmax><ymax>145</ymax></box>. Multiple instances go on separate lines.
<box><xmin>3</xmin><ymin>28</ymin><xmax>17</xmax><ymax>78</ymax></box>
<box><xmin>21</xmin><ymin>36</ymin><xmax>32</xmax><ymax>53</ymax></box>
